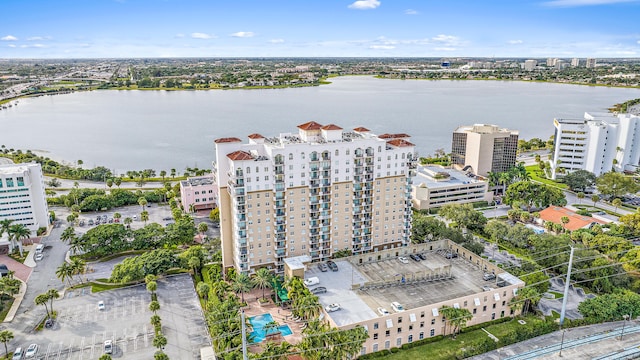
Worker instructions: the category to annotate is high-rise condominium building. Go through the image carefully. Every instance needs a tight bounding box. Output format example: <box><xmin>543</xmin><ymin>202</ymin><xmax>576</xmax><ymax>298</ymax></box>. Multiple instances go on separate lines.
<box><xmin>523</xmin><ymin>59</ymin><xmax>537</xmax><ymax>71</ymax></box>
<box><xmin>571</xmin><ymin>58</ymin><xmax>580</xmax><ymax>67</ymax></box>
<box><xmin>586</xmin><ymin>58</ymin><xmax>597</xmax><ymax>68</ymax></box>
<box><xmin>550</xmin><ymin>112</ymin><xmax>640</xmax><ymax>179</ymax></box>
<box><xmin>451</xmin><ymin>124</ymin><xmax>519</xmax><ymax>177</ymax></box>
<box><xmin>0</xmin><ymin>163</ymin><xmax>49</xmax><ymax>234</ymax></box>
<box><xmin>214</xmin><ymin>122</ymin><xmax>416</xmax><ymax>274</ymax></box>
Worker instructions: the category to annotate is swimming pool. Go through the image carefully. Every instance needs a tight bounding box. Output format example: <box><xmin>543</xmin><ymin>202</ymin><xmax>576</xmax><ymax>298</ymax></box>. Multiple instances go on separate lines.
<box><xmin>249</xmin><ymin>313</ymin><xmax>293</xmax><ymax>343</ymax></box>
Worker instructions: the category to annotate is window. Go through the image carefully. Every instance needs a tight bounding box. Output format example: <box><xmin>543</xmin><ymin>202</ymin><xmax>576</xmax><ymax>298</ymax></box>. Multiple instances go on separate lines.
<box><xmin>384</xmin><ymin>341</ymin><xmax>390</xmax><ymax>349</ymax></box>
<box><xmin>373</xmin><ymin>322</ymin><xmax>379</xmax><ymax>329</ymax></box>
<box><xmin>385</xmin><ymin>330</ymin><xmax>390</xmax><ymax>337</ymax></box>
<box><xmin>420</xmin><ymin>321</ymin><xmax>424</xmax><ymax>328</ymax></box>
<box><xmin>431</xmin><ymin>319</ymin><xmax>435</xmax><ymax>325</ymax></box>
<box><xmin>5</xmin><ymin>178</ymin><xmax>14</xmax><ymax>187</ymax></box>
<box><xmin>408</xmin><ymin>334</ymin><xmax>413</xmax><ymax>343</ymax></box>
<box><xmin>419</xmin><ymin>332</ymin><xmax>424</xmax><ymax>340</ymax></box>
<box><xmin>430</xmin><ymin>329</ymin><xmax>435</xmax><ymax>337</ymax></box>
<box><xmin>373</xmin><ymin>333</ymin><xmax>378</xmax><ymax>340</ymax></box>
<box><xmin>396</xmin><ymin>337</ymin><xmax>402</xmax><ymax>346</ymax></box>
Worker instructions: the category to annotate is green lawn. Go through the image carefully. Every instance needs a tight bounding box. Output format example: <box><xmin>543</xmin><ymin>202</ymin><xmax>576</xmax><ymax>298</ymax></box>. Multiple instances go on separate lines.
<box><xmin>384</xmin><ymin>316</ymin><xmax>547</xmax><ymax>360</ymax></box>
<box><xmin>525</xmin><ymin>165</ymin><xmax>568</xmax><ymax>189</ymax></box>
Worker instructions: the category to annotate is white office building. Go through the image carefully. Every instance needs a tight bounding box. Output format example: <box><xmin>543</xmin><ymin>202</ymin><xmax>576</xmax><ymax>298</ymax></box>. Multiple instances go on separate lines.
<box><xmin>0</xmin><ymin>163</ymin><xmax>49</xmax><ymax>234</ymax></box>
<box><xmin>550</xmin><ymin>112</ymin><xmax>640</xmax><ymax>178</ymax></box>
<box><xmin>523</xmin><ymin>60</ymin><xmax>537</xmax><ymax>71</ymax></box>
<box><xmin>571</xmin><ymin>58</ymin><xmax>580</xmax><ymax>67</ymax></box>
<box><xmin>214</xmin><ymin>122</ymin><xmax>416</xmax><ymax>274</ymax></box>
<box><xmin>586</xmin><ymin>58</ymin><xmax>597</xmax><ymax>68</ymax></box>
<box><xmin>411</xmin><ymin>165</ymin><xmax>491</xmax><ymax>210</ymax></box>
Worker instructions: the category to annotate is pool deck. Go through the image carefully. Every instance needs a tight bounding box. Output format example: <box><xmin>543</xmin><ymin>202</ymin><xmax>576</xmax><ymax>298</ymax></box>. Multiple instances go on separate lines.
<box><xmin>242</xmin><ymin>288</ymin><xmax>305</xmax><ymax>353</ymax></box>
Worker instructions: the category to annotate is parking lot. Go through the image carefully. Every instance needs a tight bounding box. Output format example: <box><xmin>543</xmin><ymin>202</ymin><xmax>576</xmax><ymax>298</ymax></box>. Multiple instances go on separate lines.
<box><xmin>11</xmin><ymin>274</ymin><xmax>210</xmax><ymax>360</ymax></box>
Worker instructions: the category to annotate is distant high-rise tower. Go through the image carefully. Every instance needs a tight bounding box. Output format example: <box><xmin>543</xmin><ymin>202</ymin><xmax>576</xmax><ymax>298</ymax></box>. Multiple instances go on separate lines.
<box><xmin>451</xmin><ymin>124</ymin><xmax>519</xmax><ymax>177</ymax></box>
<box><xmin>523</xmin><ymin>60</ymin><xmax>537</xmax><ymax>71</ymax></box>
<box><xmin>586</xmin><ymin>58</ymin><xmax>597</xmax><ymax>68</ymax></box>
<box><xmin>546</xmin><ymin>58</ymin><xmax>558</xmax><ymax>67</ymax></box>
<box><xmin>571</xmin><ymin>58</ymin><xmax>580</xmax><ymax>67</ymax></box>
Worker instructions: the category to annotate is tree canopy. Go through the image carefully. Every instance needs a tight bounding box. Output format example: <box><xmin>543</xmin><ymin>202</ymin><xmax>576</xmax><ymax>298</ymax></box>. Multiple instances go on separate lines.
<box><xmin>562</xmin><ymin>170</ymin><xmax>596</xmax><ymax>192</ymax></box>
<box><xmin>504</xmin><ymin>181</ymin><xmax>566</xmax><ymax>211</ymax></box>
<box><xmin>596</xmin><ymin>172</ymin><xmax>638</xmax><ymax>199</ymax></box>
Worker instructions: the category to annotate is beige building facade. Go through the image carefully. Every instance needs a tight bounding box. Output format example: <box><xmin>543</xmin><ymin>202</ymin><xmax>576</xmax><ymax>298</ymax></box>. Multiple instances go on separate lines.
<box><xmin>451</xmin><ymin>124</ymin><xmax>519</xmax><ymax>177</ymax></box>
<box><xmin>214</xmin><ymin>123</ymin><xmax>416</xmax><ymax>274</ymax></box>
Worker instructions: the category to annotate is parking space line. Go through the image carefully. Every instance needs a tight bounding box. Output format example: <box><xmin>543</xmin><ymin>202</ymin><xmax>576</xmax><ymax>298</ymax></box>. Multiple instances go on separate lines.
<box><xmin>78</xmin><ymin>337</ymin><xmax>85</xmax><ymax>360</ymax></box>
<box><xmin>64</xmin><ymin>338</ymin><xmax>74</xmax><ymax>360</ymax></box>
<box><xmin>45</xmin><ymin>342</ymin><xmax>54</xmax><ymax>359</ymax></box>
<box><xmin>144</xmin><ymin>324</ymin><xmax>149</xmax><ymax>347</ymax></box>
<box><xmin>90</xmin><ymin>334</ymin><xmax>96</xmax><ymax>358</ymax></box>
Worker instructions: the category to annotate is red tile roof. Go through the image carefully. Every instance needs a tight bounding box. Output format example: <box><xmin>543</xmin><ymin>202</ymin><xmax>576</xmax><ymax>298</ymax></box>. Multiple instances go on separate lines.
<box><xmin>214</xmin><ymin>137</ymin><xmax>242</xmax><ymax>144</ymax></box>
<box><xmin>297</xmin><ymin>121</ymin><xmax>323</xmax><ymax>130</ymax></box>
<box><xmin>321</xmin><ymin>124</ymin><xmax>343</xmax><ymax>131</ymax></box>
<box><xmin>353</xmin><ymin>127</ymin><xmax>370</xmax><ymax>132</ymax></box>
<box><xmin>248</xmin><ymin>133</ymin><xmax>265</xmax><ymax>139</ymax></box>
<box><xmin>386</xmin><ymin>139</ymin><xmax>415</xmax><ymax>147</ymax></box>
<box><xmin>538</xmin><ymin>207</ymin><xmax>606</xmax><ymax>231</ymax></box>
<box><xmin>226</xmin><ymin>150</ymin><xmax>254</xmax><ymax>161</ymax></box>
<box><xmin>379</xmin><ymin>133</ymin><xmax>411</xmax><ymax>139</ymax></box>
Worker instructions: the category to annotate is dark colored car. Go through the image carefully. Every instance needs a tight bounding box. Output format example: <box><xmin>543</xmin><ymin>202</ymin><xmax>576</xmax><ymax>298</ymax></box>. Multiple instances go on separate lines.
<box><xmin>417</xmin><ymin>253</ymin><xmax>427</xmax><ymax>260</ymax></box>
<box><xmin>326</xmin><ymin>260</ymin><xmax>338</xmax><ymax>272</ymax></box>
<box><xmin>409</xmin><ymin>254</ymin><xmax>421</xmax><ymax>262</ymax></box>
<box><xmin>310</xmin><ymin>286</ymin><xmax>327</xmax><ymax>295</ymax></box>
<box><xmin>445</xmin><ymin>252</ymin><xmax>458</xmax><ymax>259</ymax></box>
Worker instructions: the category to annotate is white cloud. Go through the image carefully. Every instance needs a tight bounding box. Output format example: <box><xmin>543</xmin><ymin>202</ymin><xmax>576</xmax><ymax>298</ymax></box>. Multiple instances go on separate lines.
<box><xmin>231</xmin><ymin>32</ymin><xmax>255</xmax><ymax>38</ymax></box>
<box><xmin>370</xmin><ymin>45</ymin><xmax>395</xmax><ymax>50</ymax></box>
<box><xmin>269</xmin><ymin>39</ymin><xmax>285</xmax><ymax>44</ymax></box>
<box><xmin>434</xmin><ymin>47</ymin><xmax>456</xmax><ymax>51</ymax></box>
<box><xmin>348</xmin><ymin>0</ymin><xmax>381</xmax><ymax>10</ymax></box>
<box><xmin>27</xmin><ymin>36</ymin><xmax>43</xmax><ymax>41</ymax></box>
<box><xmin>19</xmin><ymin>44</ymin><xmax>46</xmax><ymax>48</ymax></box>
<box><xmin>404</xmin><ymin>9</ymin><xmax>418</xmax><ymax>15</ymax></box>
<box><xmin>508</xmin><ymin>40</ymin><xmax>523</xmax><ymax>44</ymax></box>
<box><xmin>637</xmin><ymin>40</ymin><xmax>640</xmax><ymax>44</ymax></box>
<box><xmin>432</xmin><ymin>34</ymin><xmax>458</xmax><ymax>43</ymax></box>
<box><xmin>542</xmin><ymin>0</ymin><xmax>638</xmax><ymax>7</ymax></box>
<box><xmin>191</xmin><ymin>32</ymin><xmax>215</xmax><ymax>39</ymax></box>
<box><xmin>1</xmin><ymin>35</ymin><xmax>17</xmax><ymax>41</ymax></box>
<box><xmin>175</xmin><ymin>33</ymin><xmax>185</xmax><ymax>38</ymax></box>
<box><xmin>8</xmin><ymin>44</ymin><xmax>16</xmax><ymax>48</ymax></box>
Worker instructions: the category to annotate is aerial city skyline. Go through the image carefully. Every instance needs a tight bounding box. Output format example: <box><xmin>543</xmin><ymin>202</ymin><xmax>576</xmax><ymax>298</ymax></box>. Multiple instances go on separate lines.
<box><xmin>1</xmin><ymin>0</ymin><xmax>640</xmax><ymax>58</ymax></box>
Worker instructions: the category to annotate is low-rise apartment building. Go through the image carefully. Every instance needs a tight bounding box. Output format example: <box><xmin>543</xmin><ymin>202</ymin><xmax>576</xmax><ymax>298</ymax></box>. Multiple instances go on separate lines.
<box><xmin>180</xmin><ymin>175</ymin><xmax>218</xmax><ymax>213</ymax></box>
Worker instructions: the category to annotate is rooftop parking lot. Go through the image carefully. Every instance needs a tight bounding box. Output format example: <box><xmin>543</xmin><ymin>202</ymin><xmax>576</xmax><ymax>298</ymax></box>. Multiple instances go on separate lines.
<box><xmin>306</xmin><ymin>251</ymin><xmax>495</xmax><ymax>327</ymax></box>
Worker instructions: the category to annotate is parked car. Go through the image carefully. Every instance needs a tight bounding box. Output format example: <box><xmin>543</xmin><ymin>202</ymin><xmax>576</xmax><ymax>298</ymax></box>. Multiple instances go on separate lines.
<box><xmin>108</xmin><ymin>218</ymin><xmax>113</xmax><ymax>223</ymax></box>
<box><xmin>0</xmin><ymin>264</ymin><xmax>9</xmax><ymax>277</ymax></box>
<box><xmin>398</xmin><ymin>256</ymin><xmax>409</xmax><ymax>264</ymax></box>
<box><xmin>35</xmin><ymin>253</ymin><xmax>44</xmax><ymax>261</ymax></box>
<box><xmin>483</xmin><ymin>273</ymin><xmax>496</xmax><ymax>281</ymax></box>
<box><xmin>25</xmin><ymin>344</ymin><xmax>38</xmax><ymax>359</ymax></box>
<box><xmin>482</xmin><ymin>286</ymin><xmax>493</xmax><ymax>292</ymax></box>
<box><xmin>409</xmin><ymin>254</ymin><xmax>421</xmax><ymax>262</ymax></box>
<box><xmin>326</xmin><ymin>260</ymin><xmax>338</xmax><ymax>272</ymax></box>
<box><xmin>114</xmin><ymin>218</ymin><xmax>120</xmax><ymax>223</ymax></box>
<box><xmin>162</xmin><ymin>217</ymin><xmax>173</xmax><ymax>221</ymax></box>
<box><xmin>303</xmin><ymin>277</ymin><xmax>320</xmax><ymax>286</ymax></box>
<box><xmin>317</xmin><ymin>263</ymin><xmax>328</xmax><ymax>272</ymax></box>
<box><xmin>377</xmin><ymin>307</ymin><xmax>390</xmax><ymax>316</ymax></box>
<box><xmin>325</xmin><ymin>303</ymin><xmax>341</xmax><ymax>312</ymax></box>
<box><xmin>310</xmin><ymin>287</ymin><xmax>327</xmax><ymax>295</ymax></box>
<box><xmin>12</xmin><ymin>347</ymin><xmax>23</xmax><ymax>360</ymax></box>
<box><xmin>104</xmin><ymin>340</ymin><xmax>113</xmax><ymax>354</ymax></box>
<box><xmin>445</xmin><ymin>252</ymin><xmax>458</xmax><ymax>259</ymax></box>
<box><xmin>78</xmin><ymin>220</ymin><xmax>85</xmax><ymax>226</ymax></box>
<box><xmin>98</xmin><ymin>301</ymin><xmax>105</xmax><ymax>310</ymax></box>
<box><xmin>391</xmin><ymin>301</ymin><xmax>405</xmax><ymax>312</ymax></box>
<box><xmin>88</xmin><ymin>219</ymin><xmax>94</xmax><ymax>226</ymax></box>
<box><xmin>417</xmin><ymin>253</ymin><xmax>427</xmax><ymax>260</ymax></box>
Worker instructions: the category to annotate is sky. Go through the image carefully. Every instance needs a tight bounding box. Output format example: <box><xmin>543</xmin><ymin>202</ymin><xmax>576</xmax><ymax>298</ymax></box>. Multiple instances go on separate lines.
<box><xmin>1</xmin><ymin>0</ymin><xmax>640</xmax><ymax>58</ymax></box>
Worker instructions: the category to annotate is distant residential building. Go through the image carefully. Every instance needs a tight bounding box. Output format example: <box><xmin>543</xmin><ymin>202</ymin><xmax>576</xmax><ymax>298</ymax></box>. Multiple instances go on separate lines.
<box><xmin>411</xmin><ymin>165</ymin><xmax>491</xmax><ymax>210</ymax></box>
<box><xmin>214</xmin><ymin>122</ymin><xmax>416</xmax><ymax>274</ymax></box>
<box><xmin>523</xmin><ymin>60</ymin><xmax>537</xmax><ymax>71</ymax></box>
<box><xmin>546</xmin><ymin>58</ymin><xmax>558</xmax><ymax>67</ymax></box>
<box><xmin>550</xmin><ymin>112</ymin><xmax>640</xmax><ymax>178</ymax></box>
<box><xmin>451</xmin><ymin>124</ymin><xmax>519</xmax><ymax>177</ymax></box>
<box><xmin>571</xmin><ymin>58</ymin><xmax>580</xmax><ymax>67</ymax></box>
<box><xmin>586</xmin><ymin>58</ymin><xmax>597</xmax><ymax>68</ymax></box>
<box><xmin>180</xmin><ymin>175</ymin><xmax>218</xmax><ymax>213</ymax></box>
<box><xmin>0</xmin><ymin>163</ymin><xmax>48</xmax><ymax>237</ymax></box>
<box><xmin>538</xmin><ymin>206</ymin><xmax>606</xmax><ymax>231</ymax></box>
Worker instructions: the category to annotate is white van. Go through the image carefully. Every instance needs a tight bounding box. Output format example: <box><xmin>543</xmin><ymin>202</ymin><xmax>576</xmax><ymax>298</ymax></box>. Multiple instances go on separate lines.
<box><xmin>303</xmin><ymin>277</ymin><xmax>320</xmax><ymax>287</ymax></box>
<box><xmin>35</xmin><ymin>244</ymin><xmax>44</xmax><ymax>254</ymax></box>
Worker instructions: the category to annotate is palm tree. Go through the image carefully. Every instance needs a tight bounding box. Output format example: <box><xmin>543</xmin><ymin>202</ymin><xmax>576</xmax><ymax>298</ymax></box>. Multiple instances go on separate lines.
<box><xmin>152</xmin><ymin>333</ymin><xmax>167</xmax><ymax>349</ymax></box>
<box><xmin>0</xmin><ymin>330</ymin><xmax>14</xmax><ymax>359</ymax></box>
<box><xmin>47</xmin><ymin>288</ymin><xmax>60</xmax><ymax>316</ymax></box>
<box><xmin>124</xmin><ymin>217</ymin><xmax>133</xmax><ymax>229</ymax></box>
<box><xmin>561</xmin><ymin>216</ymin><xmax>570</xmax><ymax>231</ymax></box>
<box><xmin>577</xmin><ymin>192</ymin><xmax>585</xmax><ymax>204</ymax></box>
<box><xmin>140</xmin><ymin>211</ymin><xmax>149</xmax><ymax>225</ymax></box>
<box><xmin>35</xmin><ymin>293</ymin><xmax>51</xmax><ymax>317</ymax></box>
<box><xmin>154</xmin><ymin>350</ymin><xmax>169</xmax><ymax>360</ymax></box>
<box><xmin>612</xmin><ymin>198</ymin><xmax>622</xmax><ymax>215</ymax></box>
<box><xmin>263</xmin><ymin>320</ymin><xmax>281</xmax><ymax>337</ymax></box>
<box><xmin>196</xmin><ymin>282</ymin><xmax>210</xmax><ymax>302</ymax></box>
<box><xmin>114</xmin><ymin>177</ymin><xmax>122</xmax><ymax>188</ymax></box>
<box><xmin>592</xmin><ymin>194</ymin><xmax>600</xmax><ymax>208</ymax></box>
<box><xmin>232</xmin><ymin>273</ymin><xmax>252</xmax><ymax>303</ymax></box>
<box><xmin>211</xmin><ymin>280</ymin><xmax>231</xmax><ymax>301</ymax></box>
<box><xmin>113</xmin><ymin>212</ymin><xmax>121</xmax><ymax>222</ymax></box>
<box><xmin>56</xmin><ymin>262</ymin><xmax>74</xmax><ymax>286</ymax></box>
<box><xmin>510</xmin><ymin>287</ymin><xmax>541</xmax><ymax>316</ymax></box>
<box><xmin>293</xmin><ymin>294</ymin><xmax>322</xmax><ymax>320</ymax></box>
<box><xmin>60</xmin><ymin>227</ymin><xmax>76</xmax><ymax>243</ymax></box>
<box><xmin>160</xmin><ymin>170</ymin><xmax>167</xmax><ymax>182</ymax></box>
<box><xmin>197</xmin><ymin>222</ymin><xmax>208</xmax><ymax>239</ymax></box>
<box><xmin>149</xmin><ymin>300</ymin><xmax>160</xmax><ymax>314</ymax></box>
<box><xmin>150</xmin><ymin>314</ymin><xmax>162</xmax><ymax>327</ymax></box>
<box><xmin>147</xmin><ymin>281</ymin><xmax>158</xmax><ymax>297</ymax></box>
<box><xmin>8</xmin><ymin>223</ymin><xmax>31</xmax><ymax>256</ymax></box>
<box><xmin>0</xmin><ymin>219</ymin><xmax>13</xmax><ymax>237</ymax></box>
<box><xmin>138</xmin><ymin>197</ymin><xmax>148</xmax><ymax>211</ymax></box>
<box><xmin>252</xmin><ymin>268</ymin><xmax>273</xmax><ymax>301</ymax></box>
<box><xmin>70</xmin><ymin>258</ymin><xmax>86</xmax><ymax>283</ymax></box>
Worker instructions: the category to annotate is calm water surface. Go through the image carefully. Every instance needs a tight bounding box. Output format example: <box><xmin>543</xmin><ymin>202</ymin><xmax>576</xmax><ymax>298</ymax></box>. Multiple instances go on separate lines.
<box><xmin>1</xmin><ymin>76</ymin><xmax>639</xmax><ymax>173</ymax></box>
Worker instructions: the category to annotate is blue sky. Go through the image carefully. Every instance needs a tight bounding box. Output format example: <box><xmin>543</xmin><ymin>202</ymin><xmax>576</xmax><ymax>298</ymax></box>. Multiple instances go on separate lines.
<box><xmin>1</xmin><ymin>0</ymin><xmax>639</xmax><ymax>58</ymax></box>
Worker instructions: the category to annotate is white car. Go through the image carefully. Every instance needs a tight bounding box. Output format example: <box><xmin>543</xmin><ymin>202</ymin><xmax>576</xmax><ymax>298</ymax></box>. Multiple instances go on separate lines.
<box><xmin>12</xmin><ymin>347</ymin><xmax>23</xmax><ymax>360</ymax></box>
<box><xmin>25</xmin><ymin>344</ymin><xmax>38</xmax><ymax>359</ymax></box>
<box><xmin>34</xmin><ymin>253</ymin><xmax>44</xmax><ymax>261</ymax></box>
<box><xmin>98</xmin><ymin>301</ymin><xmax>105</xmax><ymax>310</ymax></box>
<box><xmin>325</xmin><ymin>303</ymin><xmax>341</xmax><ymax>312</ymax></box>
<box><xmin>398</xmin><ymin>256</ymin><xmax>409</xmax><ymax>264</ymax></box>
<box><xmin>391</xmin><ymin>301</ymin><xmax>405</xmax><ymax>312</ymax></box>
<box><xmin>377</xmin><ymin>307</ymin><xmax>390</xmax><ymax>316</ymax></box>
<box><xmin>104</xmin><ymin>340</ymin><xmax>113</xmax><ymax>354</ymax></box>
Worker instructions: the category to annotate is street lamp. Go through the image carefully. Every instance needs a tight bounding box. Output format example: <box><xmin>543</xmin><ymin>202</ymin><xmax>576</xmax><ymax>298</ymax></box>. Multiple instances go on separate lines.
<box><xmin>559</xmin><ymin>329</ymin><xmax>566</xmax><ymax>357</ymax></box>
<box><xmin>620</xmin><ymin>313</ymin><xmax>631</xmax><ymax>340</ymax></box>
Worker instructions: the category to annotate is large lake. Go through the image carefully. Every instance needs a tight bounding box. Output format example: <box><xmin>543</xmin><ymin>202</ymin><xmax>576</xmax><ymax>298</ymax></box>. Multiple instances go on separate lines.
<box><xmin>1</xmin><ymin>76</ymin><xmax>639</xmax><ymax>174</ymax></box>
